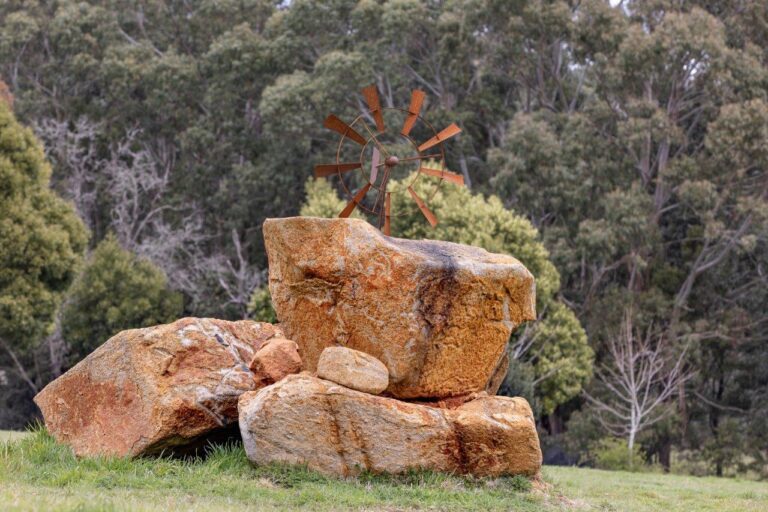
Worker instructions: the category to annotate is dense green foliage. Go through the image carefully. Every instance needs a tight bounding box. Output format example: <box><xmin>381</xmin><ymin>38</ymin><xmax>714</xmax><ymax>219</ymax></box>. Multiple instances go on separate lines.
<box><xmin>0</xmin><ymin>102</ymin><xmax>87</xmax><ymax>425</ymax></box>
<box><xmin>60</xmin><ymin>235</ymin><xmax>182</xmax><ymax>362</ymax></box>
<box><xmin>300</xmin><ymin>178</ymin><xmax>364</xmax><ymax>219</ymax></box>
<box><xmin>247</xmin><ymin>285</ymin><xmax>277</xmax><ymax>324</ymax></box>
<box><xmin>0</xmin><ymin>0</ymin><xmax>766</xmax><ymax>476</ymax></box>
<box><xmin>0</xmin><ymin>104</ymin><xmax>87</xmax><ymax>350</ymax></box>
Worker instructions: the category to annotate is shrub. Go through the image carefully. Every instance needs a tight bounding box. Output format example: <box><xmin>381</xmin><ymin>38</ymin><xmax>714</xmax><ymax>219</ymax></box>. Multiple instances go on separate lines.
<box><xmin>61</xmin><ymin>234</ymin><xmax>183</xmax><ymax>363</ymax></box>
<box><xmin>591</xmin><ymin>437</ymin><xmax>648</xmax><ymax>472</ymax></box>
<box><xmin>248</xmin><ymin>286</ymin><xmax>277</xmax><ymax>323</ymax></box>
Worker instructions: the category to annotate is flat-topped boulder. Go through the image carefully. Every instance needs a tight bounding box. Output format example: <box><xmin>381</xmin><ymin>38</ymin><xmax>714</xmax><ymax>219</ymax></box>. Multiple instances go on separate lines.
<box><xmin>35</xmin><ymin>318</ymin><xmax>292</xmax><ymax>457</ymax></box>
<box><xmin>238</xmin><ymin>373</ymin><xmax>542</xmax><ymax>477</ymax></box>
<box><xmin>263</xmin><ymin>217</ymin><xmax>536</xmax><ymax>399</ymax></box>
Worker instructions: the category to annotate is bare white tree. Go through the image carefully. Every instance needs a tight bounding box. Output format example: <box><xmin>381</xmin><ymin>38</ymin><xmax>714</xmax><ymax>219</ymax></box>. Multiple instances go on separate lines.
<box><xmin>38</xmin><ymin>121</ymin><xmax>265</xmax><ymax>317</ymax></box>
<box><xmin>201</xmin><ymin>229</ymin><xmax>266</xmax><ymax>318</ymax></box>
<box><xmin>585</xmin><ymin>311</ymin><xmax>694</xmax><ymax>464</ymax></box>
<box><xmin>43</xmin><ymin>315</ymin><xmax>67</xmax><ymax>380</ymax></box>
<box><xmin>34</xmin><ymin>117</ymin><xmax>101</xmax><ymax>229</ymax></box>
<box><xmin>103</xmin><ymin>129</ymin><xmax>218</xmax><ymax>295</ymax></box>
<box><xmin>106</xmin><ymin>128</ymin><xmax>177</xmax><ymax>249</ymax></box>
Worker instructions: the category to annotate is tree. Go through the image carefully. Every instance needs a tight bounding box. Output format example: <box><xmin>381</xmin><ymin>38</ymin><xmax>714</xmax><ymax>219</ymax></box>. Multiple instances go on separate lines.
<box><xmin>585</xmin><ymin>311</ymin><xmax>693</xmax><ymax>466</ymax></box>
<box><xmin>60</xmin><ymin>234</ymin><xmax>183</xmax><ymax>363</ymax></box>
<box><xmin>487</xmin><ymin>0</ymin><xmax>768</xmax><ymax>467</ymax></box>
<box><xmin>302</xmin><ymin>174</ymin><xmax>594</xmax><ymax>414</ymax></box>
<box><xmin>0</xmin><ymin>102</ymin><xmax>88</xmax><ymax>397</ymax></box>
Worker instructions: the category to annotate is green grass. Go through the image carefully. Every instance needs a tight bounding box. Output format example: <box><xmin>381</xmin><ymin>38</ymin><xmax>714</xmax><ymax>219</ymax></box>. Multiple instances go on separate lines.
<box><xmin>0</xmin><ymin>429</ymin><xmax>541</xmax><ymax>511</ymax></box>
<box><xmin>543</xmin><ymin>465</ymin><xmax>768</xmax><ymax>511</ymax></box>
<box><xmin>1</xmin><ymin>429</ymin><xmax>767</xmax><ymax>511</ymax></box>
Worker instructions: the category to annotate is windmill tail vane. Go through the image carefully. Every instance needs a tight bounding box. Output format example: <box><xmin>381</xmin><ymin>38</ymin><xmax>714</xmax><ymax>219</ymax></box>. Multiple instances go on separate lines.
<box><xmin>314</xmin><ymin>83</ymin><xmax>465</xmax><ymax>236</ymax></box>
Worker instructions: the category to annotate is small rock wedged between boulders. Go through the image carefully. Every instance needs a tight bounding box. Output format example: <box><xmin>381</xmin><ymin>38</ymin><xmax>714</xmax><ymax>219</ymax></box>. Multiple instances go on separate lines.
<box><xmin>249</xmin><ymin>337</ymin><xmax>302</xmax><ymax>387</ymax></box>
<box><xmin>316</xmin><ymin>346</ymin><xmax>388</xmax><ymax>395</ymax></box>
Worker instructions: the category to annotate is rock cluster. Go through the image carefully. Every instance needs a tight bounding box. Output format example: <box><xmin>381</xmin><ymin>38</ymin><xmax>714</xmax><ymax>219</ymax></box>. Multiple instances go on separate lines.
<box><xmin>35</xmin><ymin>217</ymin><xmax>542</xmax><ymax>478</ymax></box>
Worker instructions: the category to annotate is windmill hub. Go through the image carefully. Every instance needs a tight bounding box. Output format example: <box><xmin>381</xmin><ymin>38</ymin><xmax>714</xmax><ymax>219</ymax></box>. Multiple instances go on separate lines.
<box><xmin>384</xmin><ymin>155</ymin><xmax>400</xmax><ymax>167</ymax></box>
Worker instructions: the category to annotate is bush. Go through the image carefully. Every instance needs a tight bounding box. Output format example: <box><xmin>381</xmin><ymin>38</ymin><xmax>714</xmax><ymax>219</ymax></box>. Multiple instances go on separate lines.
<box><xmin>0</xmin><ymin>103</ymin><xmax>88</xmax><ymax>350</ymax></box>
<box><xmin>61</xmin><ymin>234</ymin><xmax>183</xmax><ymax>363</ymax></box>
<box><xmin>591</xmin><ymin>437</ymin><xmax>648</xmax><ymax>472</ymax></box>
<box><xmin>248</xmin><ymin>286</ymin><xmax>277</xmax><ymax>323</ymax></box>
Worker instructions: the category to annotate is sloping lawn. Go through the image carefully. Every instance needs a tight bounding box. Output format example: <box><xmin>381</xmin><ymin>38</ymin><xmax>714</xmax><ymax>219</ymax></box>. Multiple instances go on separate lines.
<box><xmin>1</xmin><ymin>429</ymin><xmax>766</xmax><ymax>511</ymax></box>
<box><xmin>543</xmin><ymin>465</ymin><xmax>768</xmax><ymax>512</ymax></box>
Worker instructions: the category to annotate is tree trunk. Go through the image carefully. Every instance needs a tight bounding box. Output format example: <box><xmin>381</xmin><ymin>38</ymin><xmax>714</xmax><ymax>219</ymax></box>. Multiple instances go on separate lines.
<box><xmin>0</xmin><ymin>337</ymin><xmax>38</xmax><ymax>394</ymax></box>
<box><xmin>628</xmin><ymin>429</ymin><xmax>637</xmax><ymax>469</ymax></box>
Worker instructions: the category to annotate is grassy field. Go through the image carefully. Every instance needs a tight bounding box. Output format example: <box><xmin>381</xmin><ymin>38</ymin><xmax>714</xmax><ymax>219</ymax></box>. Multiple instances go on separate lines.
<box><xmin>1</xmin><ymin>429</ymin><xmax>766</xmax><ymax>511</ymax></box>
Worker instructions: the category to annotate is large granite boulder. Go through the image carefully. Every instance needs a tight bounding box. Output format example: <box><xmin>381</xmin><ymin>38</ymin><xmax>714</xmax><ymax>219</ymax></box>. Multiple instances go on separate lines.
<box><xmin>238</xmin><ymin>373</ymin><xmax>542</xmax><ymax>477</ymax></box>
<box><xmin>263</xmin><ymin>217</ymin><xmax>536</xmax><ymax>399</ymax></box>
<box><xmin>35</xmin><ymin>318</ymin><xmax>292</xmax><ymax>457</ymax></box>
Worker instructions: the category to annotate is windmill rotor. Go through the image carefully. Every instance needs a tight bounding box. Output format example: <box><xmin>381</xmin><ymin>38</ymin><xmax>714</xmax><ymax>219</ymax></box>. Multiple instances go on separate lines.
<box><xmin>314</xmin><ymin>84</ymin><xmax>465</xmax><ymax>235</ymax></box>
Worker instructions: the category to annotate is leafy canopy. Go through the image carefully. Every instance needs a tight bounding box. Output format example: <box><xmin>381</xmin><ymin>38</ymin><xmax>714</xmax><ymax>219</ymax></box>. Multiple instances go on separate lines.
<box><xmin>0</xmin><ymin>103</ymin><xmax>87</xmax><ymax>350</ymax></box>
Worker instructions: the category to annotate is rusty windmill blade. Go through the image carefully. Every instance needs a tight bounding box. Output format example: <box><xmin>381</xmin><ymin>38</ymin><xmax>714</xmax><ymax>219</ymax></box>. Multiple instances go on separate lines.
<box><xmin>401</xmin><ymin>89</ymin><xmax>425</xmax><ymax>136</ymax></box>
<box><xmin>339</xmin><ymin>183</ymin><xmax>372</xmax><ymax>218</ymax></box>
<box><xmin>323</xmin><ymin>114</ymin><xmax>367</xmax><ymax>145</ymax></box>
<box><xmin>408</xmin><ymin>186</ymin><xmax>438</xmax><ymax>227</ymax></box>
<box><xmin>362</xmin><ymin>85</ymin><xmax>385</xmax><ymax>133</ymax></box>
<box><xmin>419</xmin><ymin>166</ymin><xmax>465</xmax><ymax>186</ymax></box>
<box><xmin>417</xmin><ymin>123</ymin><xmax>461</xmax><ymax>152</ymax></box>
<box><xmin>314</xmin><ymin>161</ymin><xmax>362</xmax><ymax>178</ymax></box>
<box><xmin>369</xmin><ymin>147</ymin><xmax>380</xmax><ymax>184</ymax></box>
<box><xmin>383</xmin><ymin>192</ymin><xmax>391</xmax><ymax>235</ymax></box>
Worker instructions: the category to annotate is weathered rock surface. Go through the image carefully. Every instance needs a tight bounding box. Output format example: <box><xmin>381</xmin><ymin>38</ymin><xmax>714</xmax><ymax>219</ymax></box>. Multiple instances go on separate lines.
<box><xmin>238</xmin><ymin>374</ymin><xmax>542</xmax><ymax>477</ymax></box>
<box><xmin>249</xmin><ymin>337</ymin><xmax>302</xmax><ymax>387</ymax></box>
<box><xmin>316</xmin><ymin>346</ymin><xmax>388</xmax><ymax>395</ymax></box>
<box><xmin>35</xmin><ymin>318</ymin><xmax>285</xmax><ymax>457</ymax></box>
<box><xmin>264</xmin><ymin>217</ymin><xmax>536</xmax><ymax>399</ymax></box>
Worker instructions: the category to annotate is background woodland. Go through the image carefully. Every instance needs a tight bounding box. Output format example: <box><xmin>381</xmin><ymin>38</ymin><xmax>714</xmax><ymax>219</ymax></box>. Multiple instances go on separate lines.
<box><xmin>0</xmin><ymin>0</ymin><xmax>766</xmax><ymax>478</ymax></box>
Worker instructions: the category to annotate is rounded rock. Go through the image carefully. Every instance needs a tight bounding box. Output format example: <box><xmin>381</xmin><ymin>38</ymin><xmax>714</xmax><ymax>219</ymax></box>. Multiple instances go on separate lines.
<box><xmin>316</xmin><ymin>346</ymin><xmax>389</xmax><ymax>395</ymax></box>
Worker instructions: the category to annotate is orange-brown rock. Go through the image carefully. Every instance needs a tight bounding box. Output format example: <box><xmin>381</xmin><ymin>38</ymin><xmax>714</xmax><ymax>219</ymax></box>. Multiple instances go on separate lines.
<box><xmin>249</xmin><ymin>337</ymin><xmax>302</xmax><ymax>387</ymax></box>
<box><xmin>34</xmin><ymin>318</ymin><xmax>285</xmax><ymax>457</ymax></box>
<box><xmin>263</xmin><ymin>217</ymin><xmax>536</xmax><ymax>399</ymax></box>
<box><xmin>238</xmin><ymin>373</ymin><xmax>542</xmax><ymax>477</ymax></box>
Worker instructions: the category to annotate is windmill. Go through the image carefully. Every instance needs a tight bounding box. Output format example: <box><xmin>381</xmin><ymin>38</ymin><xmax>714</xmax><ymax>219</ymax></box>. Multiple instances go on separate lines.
<box><xmin>314</xmin><ymin>84</ymin><xmax>465</xmax><ymax>235</ymax></box>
